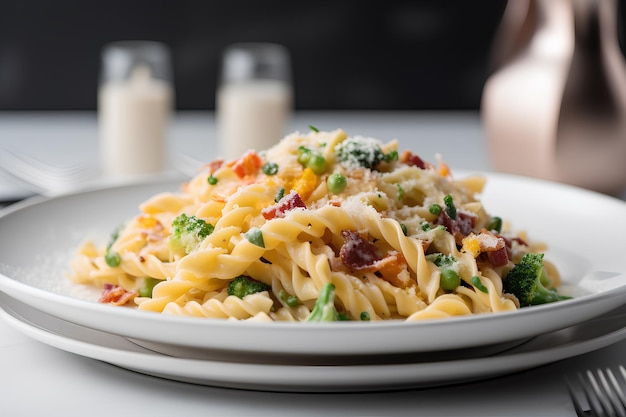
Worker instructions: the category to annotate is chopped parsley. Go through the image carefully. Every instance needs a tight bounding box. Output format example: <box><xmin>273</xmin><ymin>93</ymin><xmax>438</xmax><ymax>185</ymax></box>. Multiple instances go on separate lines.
<box><xmin>443</xmin><ymin>194</ymin><xmax>457</xmax><ymax>220</ymax></box>
<box><xmin>245</xmin><ymin>228</ymin><xmax>265</xmax><ymax>248</ymax></box>
<box><xmin>275</xmin><ymin>187</ymin><xmax>285</xmax><ymax>203</ymax></box>
<box><xmin>471</xmin><ymin>275</ymin><xmax>489</xmax><ymax>293</ymax></box>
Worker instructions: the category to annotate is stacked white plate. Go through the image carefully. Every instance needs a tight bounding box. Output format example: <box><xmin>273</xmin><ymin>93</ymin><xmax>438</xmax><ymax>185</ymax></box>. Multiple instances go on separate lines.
<box><xmin>1</xmin><ymin>174</ymin><xmax>625</xmax><ymax>392</ymax></box>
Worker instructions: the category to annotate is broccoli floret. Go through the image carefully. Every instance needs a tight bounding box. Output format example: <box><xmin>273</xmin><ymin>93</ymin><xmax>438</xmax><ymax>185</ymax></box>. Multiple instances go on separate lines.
<box><xmin>426</xmin><ymin>253</ymin><xmax>457</xmax><ymax>268</ymax></box>
<box><xmin>503</xmin><ymin>253</ymin><xmax>571</xmax><ymax>307</ymax></box>
<box><xmin>306</xmin><ymin>283</ymin><xmax>340</xmax><ymax>322</ymax></box>
<box><xmin>168</xmin><ymin>213</ymin><xmax>214</xmax><ymax>255</ymax></box>
<box><xmin>336</xmin><ymin>137</ymin><xmax>396</xmax><ymax>170</ymax></box>
<box><xmin>227</xmin><ymin>276</ymin><xmax>271</xmax><ymax>299</ymax></box>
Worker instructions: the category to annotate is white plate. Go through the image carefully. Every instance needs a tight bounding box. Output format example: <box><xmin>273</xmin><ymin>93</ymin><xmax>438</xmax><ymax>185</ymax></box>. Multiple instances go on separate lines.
<box><xmin>2</xmin><ymin>292</ymin><xmax>626</xmax><ymax>392</ymax></box>
<box><xmin>0</xmin><ymin>173</ymin><xmax>625</xmax><ymax>356</ymax></box>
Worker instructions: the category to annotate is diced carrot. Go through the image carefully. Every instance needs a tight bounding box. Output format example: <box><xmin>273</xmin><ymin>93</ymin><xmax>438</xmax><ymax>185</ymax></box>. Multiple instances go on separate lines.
<box><xmin>461</xmin><ymin>234</ymin><xmax>481</xmax><ymax>258</ymax></box>
<box><xmin>373</xmin><ymin>253</ymin><xmax>412</xmax><ymax>288</ymax></box>
<box><xmin>138</xmin><ymin>214</ymin><xmax>158</xmax><ymax>229</ymax></box>
<box><xmin>231</xmin><ymin>151</ymin><xmax>263</xmax><ymax>178</ymax></box>
<box><xmin>438</xmin><ymin>161</ymin><xmax>450</xmax><ymax>177</ymax></box>
<box><xmin>291</xmin><ymin>167</ymin><xmax>318</xmax><ymax>200</ymax></box>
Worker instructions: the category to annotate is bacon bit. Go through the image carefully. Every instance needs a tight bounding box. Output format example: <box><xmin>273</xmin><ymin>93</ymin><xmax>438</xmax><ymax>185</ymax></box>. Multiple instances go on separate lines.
<box><xmin>487</xmin><ymin>246</ymin><xmax>510</xmax><ymax>267</ymax></box>
<box><xmin>98</xmin><ymin>284</ymin><xmax>137</xmax><ymax>306</ymax></box>
<box><xmin>340</xmin><ymin>230</ymin><xmax>381</xmax><ymax>271</ymax></box>
<box><xmin>230</xmin><ymin>151</ymin><xmax>263</xmax><ymax>178</ymax></box>
<box><xmin>463</xmin><ymin>230</ymin><xmax>510</xmax><ymax>267</ymax></box>
<box><xmin>477</xmin><ymin>231</ymin><xmax>509</xmax><ymax>267</ymax></box>
<box><xmin>436</xmin><ymin>210</ymin><xmax>477</xmax><ymax>245</ymax></box>
<box><xmin>207</xmin><ymin>159</ymin><xmax>224</xmax><ymax>174</ymax></box>
<box><xmin>400</xmin><ymin>150</ymin><xmax>429</xmax><ymax>169</ymax></box>
<box><xmin>262</xmin><ymin>191</ymin><xmax>306</xmax><ymax>220</ymax></box>
<box><xmin>501</xmin><ymin>235</ymin><xmax>528</xmax><ymax>248</ymax></box>
<box><xmin>339</xmin><ymin>231</ymin><xmax>413</xmax><ymax>288</ymax></box>
<box><xmin>338</xmin><ymin>230</ymin><xmax>416</xmax><ymax>288</ymax></box>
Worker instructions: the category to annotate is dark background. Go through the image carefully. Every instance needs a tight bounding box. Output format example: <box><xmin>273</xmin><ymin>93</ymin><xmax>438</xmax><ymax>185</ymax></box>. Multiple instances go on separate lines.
<box><xmin>0</xmin><ymin>1</ymin><xmax>623</xmax><ymax>111</ymax></box>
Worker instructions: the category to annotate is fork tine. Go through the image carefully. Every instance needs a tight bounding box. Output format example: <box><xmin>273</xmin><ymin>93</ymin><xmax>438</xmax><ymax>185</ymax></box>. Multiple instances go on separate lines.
<box><xmin>567</xmin><ymin>377</ymin><xmax>592</xmax><ymax>417</ymax></box>
<box><xmin>568</xmin><ymin>367</ymin><xmax>626</xmax><ymax>417</ymax></box>
<box><xmin>7</xmin><ymin>150</ymin><xmax>87</xmax><ymax>176</ymax></box>
<box><xmin>581</xmin><ymin>371</ymin><xmax>608</xmax><ymax>417</ymax></box>
<box><xmin>0</xmin><ymin>148</ymin><xmax>97</xmax><ymax>192</ymax></box>
<box><xmin>596</xmin><ymin>369</ymin><xmax>626</xmax><ymax>417</ymax></box>
<box><xmin>611</xmin><ymin>367</ymin><xmax>626</xmax><ymax>416</ymax></box>
<box><xmin>589</xmin><ymin>370</ymin><xmax>615</xmax><ymax>417</ymax></box>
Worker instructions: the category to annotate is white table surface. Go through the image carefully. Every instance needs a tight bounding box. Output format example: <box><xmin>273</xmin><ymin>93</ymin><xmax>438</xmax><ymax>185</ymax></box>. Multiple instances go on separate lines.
<box><xmin>0</xmin><ymin>110</ymin><xmax>624</xmax><ymax>416</ymax></box>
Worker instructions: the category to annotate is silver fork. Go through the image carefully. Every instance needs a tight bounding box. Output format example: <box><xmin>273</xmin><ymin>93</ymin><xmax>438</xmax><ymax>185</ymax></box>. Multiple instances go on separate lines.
<box><xmin>568</xmin><ymin>366</ymin><xmax>626</xmax><ymax>417</ymax></box>
<box><xmin>0</xmin><ymin>148</ymin><xmax>98</xmax><ymax>194</ymax></box>
<box><xmin>0</xmin><ymin>148</ymin><xmax>206</xmax><ymax>196</ymax></box>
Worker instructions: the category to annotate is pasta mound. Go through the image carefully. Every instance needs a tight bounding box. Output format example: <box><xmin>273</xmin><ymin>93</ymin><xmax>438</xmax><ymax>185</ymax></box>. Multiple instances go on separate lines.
<box><xmin>68</xmin><ymin>129</ymin><xmax>561</xmax><ymax>321</ymax></box>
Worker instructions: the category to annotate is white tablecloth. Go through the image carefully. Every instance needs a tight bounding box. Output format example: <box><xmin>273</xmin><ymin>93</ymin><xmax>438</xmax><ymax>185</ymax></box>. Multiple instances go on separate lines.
<box><xmin>0</xmin><ymin>111</ymin><xmax>624</xmax><ymax>416</ymax></box>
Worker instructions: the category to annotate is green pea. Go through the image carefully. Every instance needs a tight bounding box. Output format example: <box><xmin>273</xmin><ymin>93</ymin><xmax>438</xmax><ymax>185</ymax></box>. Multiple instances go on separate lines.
<box><xmin>429</xmin><ymin>204</ymin><xmax>442</xmax><ymax>215</ymax></box>
<box><xmin>104</xmin><ymin>250</ymin><xmax>121</xmax><ymax>267</ymax></box>
<box><xmin>297</xmin><ymin>147</ymin><xmax>311</xmax><ymax>165</ymax></box>
<box><xmin>327</xmin><ymin>173</ymin><xmax>347</xmax><ymax>194</ymax></box>
<box><xmin>440</xmin><ymin>269</ymin><xmax>460</xmax><ymax>291</ymax></box>
<box><xmin>262</xmin><ymin>162</ymin><xmax>279</xmax><ymax>176</ymax></box>
<box><xmin>207</xmin><ymin>175</ymin><xmax>218</xmax><ymax>185</ymax></box>
<box><xmin>307</xmin><ymin>153</ymin><xmax>327</xmax><ymax>175</ymax></box>
<box><xmin>360</xmin><ymin>311</ymin><xmax>371</xmax><ymax>321</ymax></box>
<box><xmin>138</xmin><ymin>277</ymin><xmax>161</xmax><ymax>298</ymax></box>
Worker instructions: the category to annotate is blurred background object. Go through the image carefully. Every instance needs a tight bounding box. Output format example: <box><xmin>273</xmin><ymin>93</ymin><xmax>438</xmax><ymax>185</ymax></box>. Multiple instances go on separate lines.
<box><xmin>482</xmin><ymin>0</ymin><xmax>626</xmax><ymax>195</ymax></box>
<box><xmin>216</xmin><ymin>42</ymin><xmax>292</xmax><ymax>159</ymax></box>
<box><xmin>0</xmin><ymin>0</ymin><xmax>511</xmax><ymax>111</ymax></box>
<box><xmin>1</xmin><ymin>0</ymin><xmax>626</xmax><ymax>196</ymax></box>
<box><xmin>99</xmin><ymin>41</ymin><xmax>174</xmax><ymax>176</ymax></box>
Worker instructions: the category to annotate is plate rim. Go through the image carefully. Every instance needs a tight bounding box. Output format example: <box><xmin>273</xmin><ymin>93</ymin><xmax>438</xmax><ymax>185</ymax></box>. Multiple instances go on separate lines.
<box><xmin>3</xmin><ymin>292</ymin><xmax>626</xmax><ymax>392</ymax></box>
<box><xmin>0</xmin><ymin>171</ymin><xmax>625</xmax><ymax>355</ymax></box>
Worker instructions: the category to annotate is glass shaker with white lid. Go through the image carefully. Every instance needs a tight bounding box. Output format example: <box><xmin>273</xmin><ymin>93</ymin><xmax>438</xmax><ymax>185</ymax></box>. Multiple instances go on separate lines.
<box><xmin>99</xmin><ymin>41</ymin><xmax>174</xmax><ymax>177</ymax></box>
<box><xmin>216</xmin><ymin>42</ymin><xmax>293</xmax><ymax>160</ymax></box>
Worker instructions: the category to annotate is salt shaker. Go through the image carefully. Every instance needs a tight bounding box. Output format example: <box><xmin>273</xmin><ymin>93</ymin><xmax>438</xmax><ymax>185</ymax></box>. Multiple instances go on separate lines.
<box><xmin>216</xmin><ymin>43</ymin><xmax>293</xmax><ymax>160</ymax></box>
<box><xmin>99</xmin><ymin>41</ymin><xmax>174</xmax><ymax>177</ymax></box>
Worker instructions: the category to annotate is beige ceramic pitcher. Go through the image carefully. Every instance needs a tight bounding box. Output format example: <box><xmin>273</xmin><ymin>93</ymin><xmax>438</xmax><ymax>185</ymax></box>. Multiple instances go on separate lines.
<box><xmin>481</xmin><ymin>0</ymin><xmax>626</xmax><ymax>195</ymax></box>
